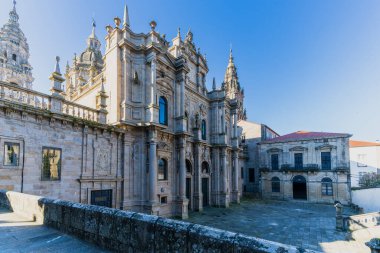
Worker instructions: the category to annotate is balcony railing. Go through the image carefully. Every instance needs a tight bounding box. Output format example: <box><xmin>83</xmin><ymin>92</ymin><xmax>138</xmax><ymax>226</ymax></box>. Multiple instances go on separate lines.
<box><xmin>0</xmin><ymin>81</ymin><xmax>105</xmax><ymax>123</ymax></box>
<box><xmin>260</xmin><ymin>163</ymin><xmax>350</xmax><ymax>173</ymax></box>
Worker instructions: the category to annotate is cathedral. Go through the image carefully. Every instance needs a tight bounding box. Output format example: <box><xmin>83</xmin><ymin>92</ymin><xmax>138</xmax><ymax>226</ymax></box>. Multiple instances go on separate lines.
<box><xmin>0</xmin><ymin>2</ymin><xmax>247</xmax><ymax>218</ymax></box>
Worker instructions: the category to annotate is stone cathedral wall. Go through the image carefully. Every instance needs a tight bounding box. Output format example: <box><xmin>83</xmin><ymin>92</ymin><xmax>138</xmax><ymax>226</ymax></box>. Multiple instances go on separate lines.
<box><xmin>0</xmin><ymin>101</ymin><xmax>125</xmax><ymax>208</ymax></box>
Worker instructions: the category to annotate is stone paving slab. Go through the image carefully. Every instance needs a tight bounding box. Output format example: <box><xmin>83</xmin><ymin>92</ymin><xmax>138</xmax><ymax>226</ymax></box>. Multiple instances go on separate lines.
<box><xmin>0</xmin><ymin>208</ymin><xmax>109</xmax><ymax>253</ymax></box>
<box><xmin>187</xmin><ymin>199</ymin><xmax>370</xmax><ymax>253</ymax></box>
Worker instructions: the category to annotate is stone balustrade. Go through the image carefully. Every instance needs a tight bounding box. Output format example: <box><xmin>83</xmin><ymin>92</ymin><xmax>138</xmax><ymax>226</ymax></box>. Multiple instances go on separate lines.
<box><xmin>343</xmin><ymin>212</ymin><xmax>380</xmax><ymax>231</ymax></box>
<box><xmin>0</xmin><ymin>81</ymin><xmax>105</xmax><ymax>123</ymax></box>
<box><xmin>0</xmin><ymin>190</ymin><xmax>320</xmax><ymax>253</ymax></box>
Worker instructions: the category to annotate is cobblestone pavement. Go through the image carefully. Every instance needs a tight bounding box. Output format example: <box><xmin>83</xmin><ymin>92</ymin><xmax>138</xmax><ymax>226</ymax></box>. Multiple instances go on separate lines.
<box><xmin>0</xmin><ymin>208</ymin><xmax>108</xmax><ymax>253</ymax></box>
<box><xmin>187</xmin><ymin>199</ymin><xmax>371</xmax><ymax>253</ymax></box>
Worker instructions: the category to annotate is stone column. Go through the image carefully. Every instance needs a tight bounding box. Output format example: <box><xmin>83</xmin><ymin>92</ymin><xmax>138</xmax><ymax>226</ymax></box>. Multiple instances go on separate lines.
<box><xmin>366</xmin><ymin>238</ymin><xmax>380</xmax><ymax>253</ymax></box>
<box><xmin>193</xmin><ymin>143</ymin><xmax>203</xmax><ymax>211</ymax></box>
<box><xmin>231</xmin><ymin>151</ymin><xmax>240</xmax><ymax>203</ymax></box>
<box><xmin>122</xmin><ymin>48</ymin><xmax>129</xmax><ymax>121</ymax></box>
<box><xmin>233</xmin><ymin>112</ymin><xmax>237</xmax><ymax>138</ymax></box>
<box><xmin>179</xmin><ymin>138</ymin><xmax>186</xmax><ymax>198</ymax></box>
<box><xmin>177</xmin><ymin>136</ymin><xmax>189</xmax><ymax>219</ymax></box>
<box><xmin>149</xmin><ymin>129</ymin><xmax>157</xmax><ymax>205</ymax></box>
<box><xmin>146</xmin><ymin>58</ymin><xmax>157</xmax><ymax>123</ymax></box>
<box><xmin>220</xmin><ymin>148</ymin><xmax>229</xmax><ymax>207</ymax></box>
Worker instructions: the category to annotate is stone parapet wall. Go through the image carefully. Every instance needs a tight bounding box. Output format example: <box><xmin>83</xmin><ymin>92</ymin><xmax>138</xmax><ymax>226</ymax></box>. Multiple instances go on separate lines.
<box><xmin>343</xmin><ymin>212</ymin><xmax>380</xmax><ymax>231</ymax></box>
<box><xmin>0</xmin><ymin>190</ymin><xmax>320</xmax><ymax>253</ymax></box>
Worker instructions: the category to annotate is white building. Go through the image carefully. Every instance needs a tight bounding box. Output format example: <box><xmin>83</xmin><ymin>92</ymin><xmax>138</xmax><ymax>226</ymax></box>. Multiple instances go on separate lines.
<box><xmin>349</xmin><ymin>140</ymin><xmax>380</xmax><ymax>188</ymax></box>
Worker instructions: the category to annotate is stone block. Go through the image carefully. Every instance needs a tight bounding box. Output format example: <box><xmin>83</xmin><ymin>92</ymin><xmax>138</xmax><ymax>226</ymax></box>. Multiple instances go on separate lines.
<box><xmin>98</xmin><ymin>207</ymin><xmax>119</xmax><ymax>237</ymax></box>
<box><xmin>154</xmin><ymin>217</ymin><xmax>190</xmax><ymax>253</ymax></box>
<box><xmin>113</xmin><ymin>210</ymin><xmax>135</xmax><ymax>247</ymax></box>
<box><xmin>69</xmin><ymin>203</ymin><xmax>88</xmax><ymax>237</ymax></box>
<box><xmin>56</xmin><ymin>200</ymin><xmax>74</xmax><ymax>232</ymax></box>
<box><xmin>38</xmin><ymin>197</ymin><xmax>55</xmax><ymax>225</ymax></box>
<box><xmin>130</xmin><ymin>212</ymin><xmax>159</xmax><ymax>252</ymax></box>
<box><xmin>83</xmin><ymin>205</ymin><xmax>103</xmax><ymax>243</ymax></box>
<box><xmin>188</xmin><ymin>224</ymin><xmax>236</xmax><ymax>253</ymax></box>
<box><xmin>0</xmin><ymin>190</ymin><xmax>10</xmax><ymax>209</ymax></box>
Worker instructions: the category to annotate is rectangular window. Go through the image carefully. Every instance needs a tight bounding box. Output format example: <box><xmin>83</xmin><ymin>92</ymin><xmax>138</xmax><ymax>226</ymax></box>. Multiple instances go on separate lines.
<box><xmin>241</xmin><ymin>167</ymin><xmax>244</xmax><ymax>179</ymax></box>
<box><xmin>41</xmin><ymin>147</ymin><xmax>61</xmax><ymax>181</ymax></box>
<box><xmin>294</xmin><ymin>153</ymin><xmax>303</xmax><ymax>169</ymax></box>
<box><xmin>160</xmin><ymin>196</ymin><xmax>167</xmax><ymax>204</ymax></box>
<box><xmin>4</xmin><ymin>142</ymin><xmax>20</xmax><ymax>166</ymax></box>
<box><xmin>321</xmin><ymin>152</ymin><xmax>331</xmax><ymax>170</ymax></box>
<box><xmin>248</xmin><ymin>168</ymin><xmax>255</xmax><ymax>183</ymax></box>
<box><xmin>271</xmin><ymin>154</ymin><xmax>279</xmax><ymax>170</ymax></box>
<box><xmin>91</xmin><ymin>189</ymin><xmax>112</xmax><ymax>207</ymax></box>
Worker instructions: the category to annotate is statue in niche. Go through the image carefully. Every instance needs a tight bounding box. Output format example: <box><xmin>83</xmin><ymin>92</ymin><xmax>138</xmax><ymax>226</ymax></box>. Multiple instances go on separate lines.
<box><xmin>194</xmin><ymin>113</ymin><xmax>200</xmax><ymax>129</ymax></box>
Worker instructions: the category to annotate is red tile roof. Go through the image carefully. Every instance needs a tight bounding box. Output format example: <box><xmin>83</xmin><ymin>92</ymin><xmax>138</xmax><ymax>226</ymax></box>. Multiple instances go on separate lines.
<box><xmin>260</xmin><ymin>131</ymin><xmax>351</xmax><ymax>144</ymax></box>
<box><xmin>350</xmin><ymin>140</ymin><xmax>380</xmax><ymax>148</ymax></box>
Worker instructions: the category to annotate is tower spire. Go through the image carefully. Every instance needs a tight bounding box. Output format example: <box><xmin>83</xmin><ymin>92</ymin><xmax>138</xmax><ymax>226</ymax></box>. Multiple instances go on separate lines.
<box><xmin>9</xmin><ymin>0</ymin><xmax>19</xmax><ymax>23</ymax></box>
<box><xmin>91</xmin><ymin>18</ymin><xmax>96</xmax><ymax>38</ymax></box>
<box><xmin>229</xmin><ymin>46</ymin><xmax>234</xmax><ymax>65</ymax></box>
<box><xmin>123</xmin><ymin>4</ymin><xmax>130</xmax><ymax>27</ymax></box>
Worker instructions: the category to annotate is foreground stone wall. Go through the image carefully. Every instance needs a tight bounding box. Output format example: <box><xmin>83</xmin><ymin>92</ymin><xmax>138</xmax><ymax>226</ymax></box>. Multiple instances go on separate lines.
<box><xmin>0</xmin><ymin>190</ymin><xmax>320</xmax><ymax>253</ymax></box>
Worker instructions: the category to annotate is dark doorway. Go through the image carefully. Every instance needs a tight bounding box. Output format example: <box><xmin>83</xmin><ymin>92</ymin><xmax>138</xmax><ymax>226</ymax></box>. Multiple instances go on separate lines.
<box><xmin>292</xmin><ymin>175</ymin><xmax>307</xmax><ymax>200</ymax></box>
<box><xmin>91</xmin><ymin>189</ymin><xmax>112</xmax><ymax>207</ymax></box>
<box><xmin>202</xmin><ymin>178</ymin><xmax>209</xmax><ymax>207</ymax></box>
<box><xmin>186</xmin><ymin>177</ymin><xmax>191</xmax><ymax>209</ymax></box>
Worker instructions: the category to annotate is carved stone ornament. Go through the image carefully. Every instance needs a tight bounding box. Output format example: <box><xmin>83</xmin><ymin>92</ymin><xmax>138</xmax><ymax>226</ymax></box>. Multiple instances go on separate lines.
<box><xmin>157</xmin><ymin>141</ymin><xmax>170</xmax><ymax>151</ymax></box>
<box><xmin>96</xmin><ymin>148</ymin><xmax>110</xmax><ymax>173</ymax></box>
<box><xmin>199</xmin><ymin>103</ymin><xmax>206</xmax><ymax>117</ymax></box>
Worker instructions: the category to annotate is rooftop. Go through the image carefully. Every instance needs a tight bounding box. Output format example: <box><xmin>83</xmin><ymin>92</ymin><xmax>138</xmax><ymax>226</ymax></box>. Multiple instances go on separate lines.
<box><xmin>260</xmin><ymin>130</ymin><xmax>351</xmax><ymax>144</ymax></box>
<box><xmin>350</xmin><ymin>140</ymin><xmax>380</xmax><ymax>148</ymax></box>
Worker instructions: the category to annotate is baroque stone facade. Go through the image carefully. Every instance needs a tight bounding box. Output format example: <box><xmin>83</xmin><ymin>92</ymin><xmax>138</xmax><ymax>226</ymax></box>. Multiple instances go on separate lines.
<box><xmin>258</xmin><ymin>131</ymin><xmax>352</xmax><ymax>204</ymax></box>
<box><xmin>0</xmin><ymin>4</ymin><xmax>246</xmax><ymax>218</ymax></box>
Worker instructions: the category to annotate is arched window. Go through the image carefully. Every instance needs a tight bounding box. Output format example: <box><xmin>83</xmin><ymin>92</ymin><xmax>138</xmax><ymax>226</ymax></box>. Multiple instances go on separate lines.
<box><xmin>185</xmin><ymin>111</ymin><xmax>189</xmax><ymax>132</ymax></box>
<box><xmin>159</xmin><ymin>96</ymin><xmax>168</xmax><ymax>125</ymax></box>
<box><xmin>158</xmin><ymin>158</ymin><xmax>167</xmax><ymax>181</ymax></box>
<box><xmin>271</xmin><ymin>177</ymin><xmax>280</xmax><ymax>193</ymax></box>
<box><xmin>201</xmin><ymin>120</ymin><xmax>206</xmax><ymax>140</ymax></box>
<box><xmin>321</xmin><ymin>178</ymin><xmax>333</xmax><ymax>196</ymax></box>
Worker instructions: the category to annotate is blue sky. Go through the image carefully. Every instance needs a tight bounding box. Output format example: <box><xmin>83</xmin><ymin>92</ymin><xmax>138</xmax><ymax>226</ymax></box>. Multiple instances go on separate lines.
<box><xmin>1</xmin><ymin>0</ymin><xmax>380</xmax><ymax>141</ymax></box>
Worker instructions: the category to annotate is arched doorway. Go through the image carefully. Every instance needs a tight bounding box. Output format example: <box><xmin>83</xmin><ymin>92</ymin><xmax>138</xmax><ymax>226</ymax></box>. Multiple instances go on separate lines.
<box><xmin>186</xmin><ymin>160</ymin><xmax>193</xmax><ymax>210</ymax></box>
<box><xmin>293</xmin><ymin>175</ymin><xmax>307</xmax><ymax>200</ymax></box>
<box><xmin>201</xmin><ymin>161</ymin><xmax>210</xmax><ymax>207</ymax></box>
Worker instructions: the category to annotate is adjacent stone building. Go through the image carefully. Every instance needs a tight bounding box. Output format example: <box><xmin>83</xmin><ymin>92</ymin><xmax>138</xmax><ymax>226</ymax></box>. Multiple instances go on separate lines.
<box><xmin>258</xmin><ymin>131</ymin><xmax>352</xmax><ymax>204</ymax></box>
<box><xmin>238</xmin><ymin>120</ymin><xmax>279</xmax><ymax>194</ymax></box>
<box><xmin>0</xmin><ymin>3</ymin><xmax>246</xmax><ymax>218</ymax></box>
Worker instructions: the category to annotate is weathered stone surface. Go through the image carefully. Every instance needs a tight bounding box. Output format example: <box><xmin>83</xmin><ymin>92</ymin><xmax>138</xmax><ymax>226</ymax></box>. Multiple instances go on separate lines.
<box><xmin>0</xmin><ymin>190</ymin><xmax>323</xmax><ymax>253</ymax></box>
<box><xmin>155</xmin><ymin>217</ymin><xmax>191</xmax><ymax>253</ymax></box>
<box><xmin>130</xmin><ymin>212</ymin><xmax>159</xmax><ymax>252</ymax></box>
<box><xmin>188</xmin><ymin>224</ymin><xmax>237</xmax><ymax>253</ymax></box>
